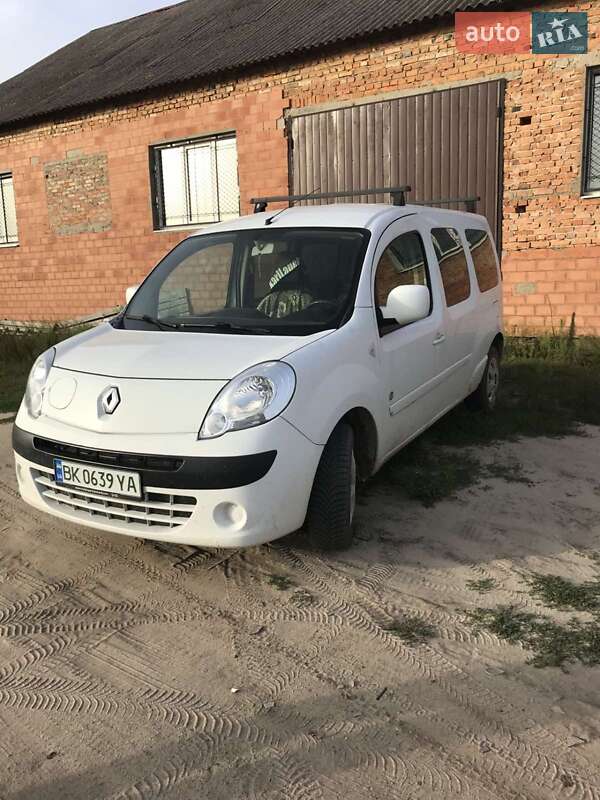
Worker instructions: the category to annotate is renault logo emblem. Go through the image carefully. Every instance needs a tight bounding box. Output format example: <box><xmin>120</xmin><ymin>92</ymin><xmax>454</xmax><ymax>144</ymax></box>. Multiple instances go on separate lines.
<box><xmin>100</xmin><ymin>386</ymin><xmax>121</xmax><ymax>415</ymax></box>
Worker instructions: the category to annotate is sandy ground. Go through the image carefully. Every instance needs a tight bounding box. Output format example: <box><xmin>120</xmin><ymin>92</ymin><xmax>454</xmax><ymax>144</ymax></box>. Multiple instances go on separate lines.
<box><xmin>1</xmin><ymin>423</ymin><xmax>600</xmax><ymax>799</ymax></box>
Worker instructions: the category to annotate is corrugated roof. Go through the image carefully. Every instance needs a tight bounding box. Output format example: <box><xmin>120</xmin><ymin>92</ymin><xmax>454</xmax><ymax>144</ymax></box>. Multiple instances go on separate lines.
<box><xmin>0</xmin><ymin>0</ymin><xmax>506</xmax><ymax>130</ymax></box>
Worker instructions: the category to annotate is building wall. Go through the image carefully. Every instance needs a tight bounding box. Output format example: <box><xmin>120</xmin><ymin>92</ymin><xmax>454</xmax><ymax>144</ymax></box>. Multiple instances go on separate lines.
<box><xmin>0</xmin><ymin>0</ymin><xmax>599</xmax><ymax>333</ymax></box>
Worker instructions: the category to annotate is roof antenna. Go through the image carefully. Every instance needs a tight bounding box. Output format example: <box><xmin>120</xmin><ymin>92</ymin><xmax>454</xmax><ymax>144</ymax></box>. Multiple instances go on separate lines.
<box><xmin>264</xmin><ymin>186</ymin><xmax>321</xmax><ymax>226</ymax></box>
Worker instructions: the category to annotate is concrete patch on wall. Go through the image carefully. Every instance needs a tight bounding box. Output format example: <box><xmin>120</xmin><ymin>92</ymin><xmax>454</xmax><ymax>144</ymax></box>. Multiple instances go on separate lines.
<box><xmin>44</xmin><ymin>152</ymin><xmax>112</xmax><ymax>236</ymax></box>
<box><xmin>514</xmin><ymin>282</ymin><xmax>537</xmax><ymax>295</ymax></box>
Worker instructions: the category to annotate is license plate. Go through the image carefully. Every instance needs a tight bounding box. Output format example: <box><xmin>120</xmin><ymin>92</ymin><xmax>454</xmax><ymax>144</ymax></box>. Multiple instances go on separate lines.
<box><xmin>53</xmin><ymin>458</ymin><xmax>142</xmax><ymax>499</ymax></box>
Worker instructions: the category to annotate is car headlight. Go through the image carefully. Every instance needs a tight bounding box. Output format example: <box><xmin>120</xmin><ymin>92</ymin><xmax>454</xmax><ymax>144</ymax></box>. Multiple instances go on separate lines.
<box><xmin>199</xmin><ymin>361</ymin><xmax>296</xmax><ymax>439</ymax></box>
<box><xmin>24</xmin><ymin>348</ymin><xmax>55</xmax><ymax>419</ymax></box>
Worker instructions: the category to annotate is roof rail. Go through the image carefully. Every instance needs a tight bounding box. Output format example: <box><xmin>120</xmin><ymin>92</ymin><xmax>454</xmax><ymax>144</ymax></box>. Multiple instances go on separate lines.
<box><xmin>414</xmin><ymin>196</ymin><xmax>480</xmax><ymax>213</ymax></box>
<box><xmin>250</xmin><ymin>186</ymin><xmax>411</xmax><ymax>213</ymax></box>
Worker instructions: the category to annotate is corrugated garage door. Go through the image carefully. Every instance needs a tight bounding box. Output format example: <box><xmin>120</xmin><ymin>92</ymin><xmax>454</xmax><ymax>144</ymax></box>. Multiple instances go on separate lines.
<box><xmin>289</xmin><ymin>80</ymin><xmax>505</xmax><ymax>245</ymax></box>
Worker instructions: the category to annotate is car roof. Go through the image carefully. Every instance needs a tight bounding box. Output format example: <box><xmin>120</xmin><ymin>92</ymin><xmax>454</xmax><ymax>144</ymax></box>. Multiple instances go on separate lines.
<box><xmin>189</xmin><ymin>203</ymin><xmax>490</xmax><ymax>237</ymax></box>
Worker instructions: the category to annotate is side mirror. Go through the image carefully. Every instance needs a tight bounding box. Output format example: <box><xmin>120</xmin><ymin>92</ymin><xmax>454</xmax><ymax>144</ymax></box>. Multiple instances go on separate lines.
<box><xmin>385</xmin><ymin>284</ymin><xmax>430</xmax><ymax>326</ymax></box>
<box><xmin>125</xmin><ymin>285</ymin><xmax>140</xmax><ymax>304</ymax></box>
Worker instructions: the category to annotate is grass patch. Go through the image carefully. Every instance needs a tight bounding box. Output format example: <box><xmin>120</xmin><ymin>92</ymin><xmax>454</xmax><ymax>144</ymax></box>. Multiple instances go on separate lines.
<box><xmin>267</xmin><ymin>574</ymin><xmax>294</xmax><ymax>591</ymax></box>
<box><xmin>372</xmin><ymin>443</ymin><xmax>482</xmax><ymax>507</ymax></box>
<box><xmin>370</xmin><ymin>334</ymin><xmax>600</xmax><ymax>505</ymax></box>
<box><xmin>385</xmin><ymin>615</ymin><xmax>436</xmax><ymax>645</ymax></box>
<box><xmin>426</xmin><ymin>360</ymin><xmax>600</xmax><ymax>448</ymax></box>
<box><xmin>466</xmin><ymin>577</ymin><xmax>497</xmax><ymax>593</ymax></box>
<box><xmin>526</xmin><ymin>573</ymin><xmax>600</xmax><ymax>612</ymax></box>
<box><xmin>0</xmin><ymin>326</ymin><xmax>88</xmax><ymax>413</ymax></box>
<box><xmin>467</xmin><ymin>605</ymin><xmax>600</xmax><ymax>668</ymax></box>
<box><xmin>485</xmin><ymin>460</ymin><xmax>532</xmax><ymax>485</ymax></box>
<box><xmin>467</xmin><ymin>567</ymin><xmax>600</xmax><ymax>668</ymax></box>
<box><xmin>424</xmin><ymin>333</ymin><xmax>600</xmax><ymax>448</ymax></box>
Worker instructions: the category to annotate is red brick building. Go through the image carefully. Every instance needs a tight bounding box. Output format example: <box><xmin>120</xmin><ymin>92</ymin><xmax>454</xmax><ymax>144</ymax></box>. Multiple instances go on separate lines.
<box><xmin>0</xmin><ymin>0</ymin><xmax>599</xmax><ymax>333</ymax></box>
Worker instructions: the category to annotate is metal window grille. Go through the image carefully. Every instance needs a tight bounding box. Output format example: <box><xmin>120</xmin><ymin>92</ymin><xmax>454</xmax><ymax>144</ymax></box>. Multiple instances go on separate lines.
<box><xmin>0</xmin><ymin>173</ymin><xmax>18</xmax><ymax>245</ymax></box>
<box><xmin>150</xmin><ymin>134</ymin><xmax>240</xmax><ymax>228</ymax></box>
<box><xmin>583</xmin><ymin>68</ymin><xmax>600</xmax><ymax>194</ymax></box>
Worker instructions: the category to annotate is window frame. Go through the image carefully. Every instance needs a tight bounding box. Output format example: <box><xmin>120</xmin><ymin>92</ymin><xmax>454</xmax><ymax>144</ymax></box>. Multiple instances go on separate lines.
<box><xmin>464</xmin><ymin>227</ymin><xmax>499</xmax><ymax>294</ymax></box>
<box><xmin>582</xmin><ymin>66</ymin><xmax>600</xmax><ymax>197</ymax></box>
<box><xmin>149</xmin><ymin>132</ymin><xmax>240</xmax><ymax>230</ymax></box>
<box><xmin>431</xmin><ymin>226</ymin><xmax>472</xmax><ymax>308</ymax></box>
<box><xmin>373</xmin><ymin>229</ymin><xmax>433</xmax><ymax>337</ymax></box>
<box><xmin>0</xmin><ymin>171</ymin><xmax>18</xmax><ymax>247</ymax></box>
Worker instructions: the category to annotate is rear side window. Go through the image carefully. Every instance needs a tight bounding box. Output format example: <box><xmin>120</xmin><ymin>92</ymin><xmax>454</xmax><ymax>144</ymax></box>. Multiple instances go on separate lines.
<box><xmin>465</xmin><ymin>229</ymin><xmax>499</xmax><ymax>292</ymax></box>
<box><xmin>374</xmin><ymin>231</ymin><xmax>431</xmax><ymax>334</ymax></box>
<box><xmin>431</xmin><ymin>228</ymin><xmax>471</xmax><ymax>307</ymax></box>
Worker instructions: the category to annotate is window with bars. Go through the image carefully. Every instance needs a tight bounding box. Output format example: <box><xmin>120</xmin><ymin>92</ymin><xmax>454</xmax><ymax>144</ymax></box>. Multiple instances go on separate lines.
<box><xmin>583</xmin><ymin>67</ymin><xmax>600</xmax><ymax>195</ymax></box>
<box><xmin>150</xmin><ymin>134</ymin><xmax>240</xmax><ymax>229</ymax></box>
<box><xmin>0</xmin><ymin>172</ymin><xmax>18</xmax><ymax>245</ymax></box>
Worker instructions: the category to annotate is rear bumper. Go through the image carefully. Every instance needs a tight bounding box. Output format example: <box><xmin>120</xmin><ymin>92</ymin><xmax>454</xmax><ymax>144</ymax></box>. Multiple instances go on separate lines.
<box><xmin>12</xmin><ymin>420</ymin><xmax>323</xmax><ymax>548</ymax></box>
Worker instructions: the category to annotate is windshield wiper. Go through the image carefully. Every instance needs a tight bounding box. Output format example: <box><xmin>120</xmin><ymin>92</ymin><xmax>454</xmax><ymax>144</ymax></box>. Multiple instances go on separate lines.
<box><xmin>176</xmin><ymin>321</ymin><xmax>271</xmax><ymax>334</ymax></box>
<box><xmin>125</xmin><ymin>314</ymin><xmax>180</xmax><ymax>330</ymax></box>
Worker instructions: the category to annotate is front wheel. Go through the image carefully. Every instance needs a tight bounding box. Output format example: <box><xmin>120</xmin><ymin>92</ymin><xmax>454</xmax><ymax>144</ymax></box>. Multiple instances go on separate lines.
<box><xmin>466</xmin><ymin>345</ymin><xmax>501</xmax><ymax>412</ymax></box>
<box><xmin>304</xmin><ymin>423</ymin><xmax>356</xmax><ymax>551</ymax></box>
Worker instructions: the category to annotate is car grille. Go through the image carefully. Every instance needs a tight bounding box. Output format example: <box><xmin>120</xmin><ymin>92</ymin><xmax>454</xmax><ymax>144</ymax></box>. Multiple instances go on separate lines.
<box><xmin>32</xmin><ymin>467</ymin><xmax>196</xmax><ymax>530</ymax></box>
<box><xmin>32</xmin><ymin>437</ymin><xmax>184</xmax><ymax>472</ymax></box>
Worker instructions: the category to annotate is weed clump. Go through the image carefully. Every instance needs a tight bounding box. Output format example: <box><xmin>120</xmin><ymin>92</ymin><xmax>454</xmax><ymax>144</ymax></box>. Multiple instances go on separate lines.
<box><xmin>267</xmin><ymin>574</ymin><xmax>294</xmax><ymax>591</ymax></box>
<box><xmin>466</xmin><ymin>578</ymin><xmax>497</xmax><ymax>593</ymax></box>
<box><xmin>373</xmin><ymin>443</ymin><xmax>482</xmax><ymax>507</ymax></box>
<box><xmin>385</xmin><ymin>615</ymin><xmax>436</xmax><ymax>645</ymax></box>
<box><xmin>467</xmin><ymin>605</ymin><xmax>600</xmax><ymax>668</ymax></box>
<box><xmin>526</xmin><ymin>573</ymin><xmax>600</xmax><ymax>612</ymax></box>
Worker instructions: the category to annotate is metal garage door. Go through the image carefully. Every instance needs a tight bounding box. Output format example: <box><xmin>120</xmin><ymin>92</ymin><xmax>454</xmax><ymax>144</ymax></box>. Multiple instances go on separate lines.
<box><xmin>289</xmin><ymin>80</ymin><xmax>505</xmax><ymax>245</ymax></box>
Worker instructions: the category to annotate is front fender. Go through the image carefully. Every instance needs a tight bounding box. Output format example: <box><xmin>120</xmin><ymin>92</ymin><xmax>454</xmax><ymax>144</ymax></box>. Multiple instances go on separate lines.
<box><xmin>282</xmin><ymin>309</ymin><xmax>385</xmax><ymax>447</ymax></box>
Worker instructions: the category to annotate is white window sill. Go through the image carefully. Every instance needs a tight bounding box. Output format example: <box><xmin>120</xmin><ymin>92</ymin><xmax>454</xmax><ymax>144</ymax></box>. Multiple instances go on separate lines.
<box><xmin>154</xmin><ymin>225</ymin><xmax>207</xmax><ymax>234</ymax></box>
<box><xmin>581</xmin><ymin>192</ymin><xmax>600</xmax><ymax>200</ymax></box>
<box><xmin>0</xmin><ymin>241</ymin><xmax>19</xmax><ymax>248</ymax></box>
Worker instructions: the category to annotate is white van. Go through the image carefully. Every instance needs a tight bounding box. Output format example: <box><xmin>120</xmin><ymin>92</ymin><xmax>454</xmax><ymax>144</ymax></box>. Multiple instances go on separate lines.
<box><xmin>13</xmin><ymin>195</ymin><xmax>503</xmax><ymax>551</ymax></box>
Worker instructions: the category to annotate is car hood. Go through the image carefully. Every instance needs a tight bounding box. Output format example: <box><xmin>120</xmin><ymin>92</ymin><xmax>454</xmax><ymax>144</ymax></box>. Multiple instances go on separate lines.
<box><xmin>54</xmin><ymin>323</ymin><xmax>330</xmax><ymax>380</ymax></box>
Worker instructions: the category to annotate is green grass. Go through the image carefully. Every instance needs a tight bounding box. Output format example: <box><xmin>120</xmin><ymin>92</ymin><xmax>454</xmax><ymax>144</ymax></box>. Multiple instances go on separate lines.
<box><xmin>0</xmin><ymin>326</ymin><xmax>88</xmax><ymax>413</ymax></box>
<box><xmin>372</xmin><ymin>443</ymin><xmax>482</xmax><ymax>507</ymax></box>
<box><xmin>484</xmin><ymin>460</ymin><xmax>532</xmax><ymax>485</ymax></box>
<box><xmin>466</xmin><ymin>578</ymin><xmax>497</xmax><ymax>593</ymax></box>
<box><xmin>425</xmin><ymin>359</ymin><xmax>600</xmax><ymax>448</ymax></box>
<box><xmin>467</xmin><ymin>605</ymin><xmax>600</xmax><ymax>669</ymax></box>
<box><xmin>385</xmin><ymin>615</ymin><xmax>436</xmax><ymax>645</ymax></box>
<box><xmin>467</xmin><ymin>565</ymin><xmax>600</xmax><ymax>668</ymax></box>
<box><xmin>267</xmin><ymin>574</ymin><xmax>295</xmax><ymax>591</ymax></box>
<box><xmin>370</xmin><ymin>333</ymin><xmax>600</xmax><ymax>505</ymax></box>
<box><xmin>526</xmin><ymin>573</ymin><xmax>600</xmax><ymax>612</ymax></box>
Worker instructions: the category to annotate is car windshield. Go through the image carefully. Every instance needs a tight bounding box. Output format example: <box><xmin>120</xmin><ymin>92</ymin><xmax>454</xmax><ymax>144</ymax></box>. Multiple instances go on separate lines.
<box><xmin>123</xmin><ymin>227</ymin><xmax>369</xmax><ymax>335</ymax></box>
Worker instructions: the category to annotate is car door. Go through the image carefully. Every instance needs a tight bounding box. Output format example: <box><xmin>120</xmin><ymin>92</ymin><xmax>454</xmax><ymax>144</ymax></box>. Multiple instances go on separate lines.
<box><xmin>428</xmin><ymin>226</ymin><xmax>479</xmax><ymax>408</ymax></box>
<box><xmin>372</xmin><ymin>219</ymin><xmax>448</xmax><ymax>459</ymax></box>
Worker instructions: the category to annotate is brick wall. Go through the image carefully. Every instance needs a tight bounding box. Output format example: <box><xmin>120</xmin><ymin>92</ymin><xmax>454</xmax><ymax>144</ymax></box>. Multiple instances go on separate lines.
<box><xmin>0</xmin><ymin>0</ymin><xmax>599</xmax><ymax>332</ymax></box>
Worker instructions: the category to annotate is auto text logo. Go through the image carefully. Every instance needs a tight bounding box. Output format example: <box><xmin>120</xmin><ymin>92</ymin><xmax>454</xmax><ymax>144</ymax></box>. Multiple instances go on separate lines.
<box><xmin>455</xmin><ymin>11</ymin><xmax>587</xmax><ymax>55</ymax></box>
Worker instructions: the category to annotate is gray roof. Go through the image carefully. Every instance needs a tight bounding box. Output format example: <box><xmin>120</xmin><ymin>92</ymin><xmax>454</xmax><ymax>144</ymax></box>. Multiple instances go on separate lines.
<box><xmin>0</xmin><ymin>0</ymin><xmax>505</xmax><ymax>130</ymax></box>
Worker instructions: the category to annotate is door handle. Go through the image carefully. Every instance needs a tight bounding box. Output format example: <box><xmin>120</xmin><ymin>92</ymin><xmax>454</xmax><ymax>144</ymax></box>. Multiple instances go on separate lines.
<box><xmin>432</xmin><ymin>333</ymin><xmax>446</xmax><ymax>346</ymax></box>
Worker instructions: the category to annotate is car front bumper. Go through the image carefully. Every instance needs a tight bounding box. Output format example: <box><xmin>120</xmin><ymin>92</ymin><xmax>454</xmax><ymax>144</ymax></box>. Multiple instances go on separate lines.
<box><xmin>12</xmin><ymin>420</ymin><xmax>323</xmax><ymax>548</ymax></box>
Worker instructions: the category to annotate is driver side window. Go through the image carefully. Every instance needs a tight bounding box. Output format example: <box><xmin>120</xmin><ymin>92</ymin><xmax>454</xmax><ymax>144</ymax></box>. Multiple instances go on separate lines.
<box><xmin>374</xmin><ymin>231</ymin><xmax>431</xmax><ymax>335</ymax></box>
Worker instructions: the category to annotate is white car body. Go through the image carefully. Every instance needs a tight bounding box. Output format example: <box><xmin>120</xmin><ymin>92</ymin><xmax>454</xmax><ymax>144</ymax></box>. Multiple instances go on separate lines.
<box><xmin>13</xmin><ymin>203</ymin><xmax>503</xmax><ymax>548</ymax></box>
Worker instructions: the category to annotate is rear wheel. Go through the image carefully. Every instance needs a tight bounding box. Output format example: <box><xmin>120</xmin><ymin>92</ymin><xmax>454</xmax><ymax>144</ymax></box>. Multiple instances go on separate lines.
<box><xmin>305</xmin><ymin>423</ymin><xmax>356</xmax><ymax>551</ymax></box>
<box><xmin>466</xmin><ymin>345</ymin><xmax>501</xmax><ymax>412</ymax></box>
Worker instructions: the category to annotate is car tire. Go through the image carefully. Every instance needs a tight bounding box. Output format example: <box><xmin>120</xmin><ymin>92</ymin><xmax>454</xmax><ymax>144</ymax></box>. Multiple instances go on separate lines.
<box><xmin>466</xmin><ymin>345</ymin><xmax>501</xmax><ymax>413</ymax></box>
<box><xmin>305</xmin><ymin>423</ymin><xmax>356</xmax><ymax>551</ymax></box>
